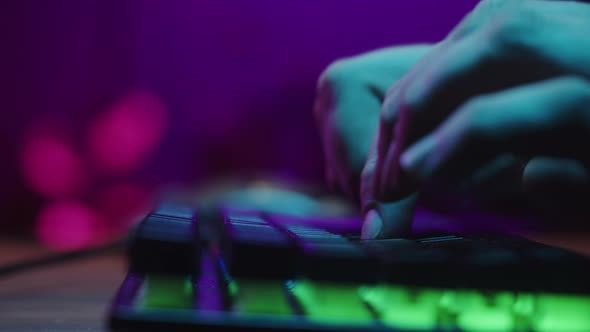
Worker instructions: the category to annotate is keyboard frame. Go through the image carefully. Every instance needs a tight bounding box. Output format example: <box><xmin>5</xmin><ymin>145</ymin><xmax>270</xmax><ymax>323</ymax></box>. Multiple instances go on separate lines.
<box><xmin>108</xmin><ymin>206</ymin><xmax>590</xmax><ymax>332</ymax></box>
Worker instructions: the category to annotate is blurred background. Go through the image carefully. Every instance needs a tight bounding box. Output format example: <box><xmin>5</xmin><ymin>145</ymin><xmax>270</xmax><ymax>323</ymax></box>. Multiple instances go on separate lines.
<box><xmin>0</xmin><ymin>0</ymin><xmax>478</xmax><ymax>250</ymax></box>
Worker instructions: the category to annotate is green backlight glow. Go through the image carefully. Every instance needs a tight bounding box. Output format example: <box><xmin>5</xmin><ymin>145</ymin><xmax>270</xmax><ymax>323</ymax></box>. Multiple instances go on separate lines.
<box><xmin>453</xmin><ymin>292</ymin><xmax>513</xmax><ymax>332</ymax></box>
<box><xmin>233</xmin><ymin>279</ymin><xmax>292</xmax><ymax>315</ymax></box>
<box><xmin>290</xmin><ymin>280</ymin><xmax>373</xmax><ymax>324</ymax></box>
<box><xmin>135</xmin><ymin>275</ymin><xmax>590</xmax><ymax>331</ymax></box>
<box><xmin>228</xmin><ymin>280</ymin><xmax>239</xmax><ymax>298</ymax></box>
<box><xmin>440</xmin><ymin>290</ymin><xmax>514</xmax><ymax>331</ymax></box>
<box><xmin>533</xmin><ymin>294</ymin><xmax>590</xmax><ymax>332</ymax></box>
<box><xmin>141</xmin><ymin>275</ymin><xmax>193</xmax><ymax>309</ymax></box>
<box><xmin>358</xmin><ymin>285</ymin><xmax>590</xmax><ymax>332</ymax></box>
<box><xmin>513</xmin><ymin>293</ymin><xmax>535</xmax><ymax>330</ymax></box>
<box><xmin>359</xmin><ymin>284</ymin><xmax>440</xmax><ymax>330</ymax></box>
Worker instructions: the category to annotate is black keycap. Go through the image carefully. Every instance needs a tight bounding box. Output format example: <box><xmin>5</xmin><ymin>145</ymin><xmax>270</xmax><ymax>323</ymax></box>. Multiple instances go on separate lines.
<box><xmin>361</xmin><ymin>238</ymin><xmax>452</xmax><ymax>286</ymax></box>
<box><xmin>360</xmin><ymin>238</ymin><xmax>419</xmax><ymax>256</ymax></box>
<box><xmin>152</xmin><ymin>202</ymin><xmax>196</xmax><ymax>220</ymax></box>
<box><xmin>129</xmin><ymin>208</ymin><xmax>200</xmax><ymax>275</ymax></box>
<box><xmin>296</xmin><ymin>239</ymin><xmax>381</xmax><ymax>283</ymax></box>
<box><xmin>221</xmin><ymin>212</ymin><xmax>296</xmax><ymax>279</ymax></box>
<box><xmin>285</xmin><ymin>225</ymin><xmax>349</xmax><ymax>244</ymax></box>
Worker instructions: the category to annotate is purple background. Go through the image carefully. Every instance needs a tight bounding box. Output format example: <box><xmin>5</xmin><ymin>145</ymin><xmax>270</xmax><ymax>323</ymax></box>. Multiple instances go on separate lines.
<box><xmin>0</xmin><ymin>1</ymin><xmax>478</xmax><ymax>237</ymax></box>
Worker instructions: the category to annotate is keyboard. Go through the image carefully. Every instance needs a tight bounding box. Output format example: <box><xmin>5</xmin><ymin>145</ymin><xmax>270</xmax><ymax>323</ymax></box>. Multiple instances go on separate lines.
<box><xmin>108</xmin><ymin>203</ymin><xmax>590</xmax><ymax>331</ymax></box>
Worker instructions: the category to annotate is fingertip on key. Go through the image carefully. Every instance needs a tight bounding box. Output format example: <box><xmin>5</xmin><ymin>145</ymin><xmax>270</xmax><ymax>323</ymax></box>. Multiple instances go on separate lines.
<box><xmin>361</xmin><ymin>209</ymin><xmax>382</xmax><ymax>240</ymax></box>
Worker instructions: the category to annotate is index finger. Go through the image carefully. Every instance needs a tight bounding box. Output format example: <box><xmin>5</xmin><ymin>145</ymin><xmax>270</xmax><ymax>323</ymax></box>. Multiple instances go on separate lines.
<box><xmin>360</xmin><ymin>121</ymin><xmax>417</xmax><ymax>239</ymax></box>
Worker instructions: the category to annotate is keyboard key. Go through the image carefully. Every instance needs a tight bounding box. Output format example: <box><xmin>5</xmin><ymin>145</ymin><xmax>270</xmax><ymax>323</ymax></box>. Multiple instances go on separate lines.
<box><xmin>359</xmin><ymin>284</ymin><xmax>440</xmax><ymax>330</ymax></box>
<box><xmin>152</xmin><ymin>202</ymin><xmax>196</xmax><ymax>220</ymax></box>
<box><xmin>453</xmin><ymin>291</ymin><xmax>515</xmax><ymax>332</ymax></box>
<box><xmin>469</xmin><ymin>248</ymin><xmax>520</xmax><ymax>267</ymax></box>
<box><xmin>285</xmin><ymin>225</ymin><xmax>347</xmax><ymax>243</ymax></box>
<box><xmin>226</xmin><ymin>209</ymin><xmax>268</xmax><ymax>225</ymax></box>
<box><xmin>298</xmin><ymin>241</ymin><xmax>381</xmax><ymax>282</ymax></box>
<box><xmin>533</xmin><ymin>294</ymin><xmax>590</xmax><ymax>332</ymax></box>
<box><xmin>289</xmin><ymin>280</ymin><xmax>373</xmax><ymax>323</ymax></box>
<box><xmin>360</xmin><ymin>238</ymin><xmax>420</xmax><ymax>257</ymax></box>
<box><xmin>512</xmin><ymin>293</ymin><xmax>536</xmax><ymax>330</ymax></box>
<box><xmin>117</xmin><ymin>204</ymin><xmax>590</xmax><ymax>332</ymax></box>
<box><xmin>222</xmin><ymin>214</ymin><xmax>296</xmax><ymax>279</ymax></box>
<box><xmin>232</xmin><ymin>279</ymin><xmax>292</xmax><ymax>315</ymax></box>
<box><xmin>141</xmin><ymin>275</ymin><xmax>194</xmax><ymax>309</ymax></box>
<box><xmin>129</xmin><ymin>213</ymin><xmax>199</xmax><ymax>275</ymax></box>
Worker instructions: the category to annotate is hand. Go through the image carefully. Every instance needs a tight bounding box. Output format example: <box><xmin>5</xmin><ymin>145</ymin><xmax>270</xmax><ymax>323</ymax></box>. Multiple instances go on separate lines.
<box><xmin>314</xmin><ymin>45</ymin><xmax>431</xmax><ymax>198</ymax></box>
<box><xmin>362</xmin><ymin>0</ymin><xmax>590</xmax><ymax>239</ymax></box>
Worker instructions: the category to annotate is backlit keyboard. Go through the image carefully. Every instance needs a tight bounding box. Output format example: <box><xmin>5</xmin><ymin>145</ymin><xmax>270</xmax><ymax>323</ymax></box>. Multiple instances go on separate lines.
<box><xmin>109</xmin><ymin>203</ymin><xmax>590</xmax><ymax>331</ymax></box>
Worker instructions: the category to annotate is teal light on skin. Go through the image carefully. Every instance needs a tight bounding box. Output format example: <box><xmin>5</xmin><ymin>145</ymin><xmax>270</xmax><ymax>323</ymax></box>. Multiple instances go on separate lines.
<box><xmin>141</xmin><ymin>275</ymin><xmax>193</xmax><ymax>309</ymax></box>
<box><xmin>315</xmin><ymin>44</ymin><xmax>432</xmax><ymax>194</ymax></box>
<box><xmin>232</xmin><ymin>279</ymin><xmax>292</xmax><ymax>315</ymax></box>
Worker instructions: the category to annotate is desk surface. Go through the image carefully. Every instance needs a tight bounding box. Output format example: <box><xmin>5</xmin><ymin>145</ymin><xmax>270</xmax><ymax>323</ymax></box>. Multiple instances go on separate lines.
<box><xmin>0</xmin><ymin>239</ymin><xmax>125</xmax><ymax>332</ymax></box>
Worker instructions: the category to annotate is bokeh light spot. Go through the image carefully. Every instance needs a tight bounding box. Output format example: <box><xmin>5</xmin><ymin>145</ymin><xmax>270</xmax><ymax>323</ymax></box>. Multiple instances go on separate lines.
<box><xmin>35</xmin><ymin>201</ymin><xmax>106</xmax><ymax>251</ymax></box>
<box><xmin>21</xmin><ymin>134</ymin><xmax>86</xmax><ymax>198</ymax></box>
<box><xmin>88</xmin><ymin>91</ymin><xmax>168</xmax><ymax>175</ymax></box>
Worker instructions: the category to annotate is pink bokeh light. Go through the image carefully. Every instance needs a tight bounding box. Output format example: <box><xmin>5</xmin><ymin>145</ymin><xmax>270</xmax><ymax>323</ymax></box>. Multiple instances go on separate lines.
<box><xmin>35</xmin><ymin>201</ymin><xmax>107</xmax><ymax>251</ymax></box>
<box><xmin>88</xmin><ymin>91</ymin><xmax>168</xmax><ymax>175</ymax></box>
<box><xmin>21</xmin><ymin>134</ymin><xmax>86</xmax><ymax>198</ymax></box>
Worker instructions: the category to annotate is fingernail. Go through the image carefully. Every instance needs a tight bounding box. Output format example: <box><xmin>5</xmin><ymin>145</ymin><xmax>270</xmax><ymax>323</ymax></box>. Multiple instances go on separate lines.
<box><xmin>400</xmin><ymin>134</ymin><xmax>435</xmax><ymax>179</ymax></box>
<box><xmin>361</xmin><ymin>209</ymin><xmax>382</xmax><ymax>239</ymax></box>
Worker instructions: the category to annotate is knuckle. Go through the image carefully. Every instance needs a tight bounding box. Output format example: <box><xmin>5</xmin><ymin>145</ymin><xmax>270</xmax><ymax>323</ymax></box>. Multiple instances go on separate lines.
<box><xmin>319</xmin><ymin>51</ymin><xmax>379</xmax><ymax>91</ymax></box>
<box><xmin>314</xmin><ymin>62</ymin><xmax>347</xmax><ymax>119</ymax></box>
<box><xmin>452</xmin><ymin>0</ymin><xmax>510</xmax><ymax>38</ymax></box>
<box><xmin>477</xmin><ymin>0</ymin><xmax>511</xmax><ymax>12</ymax></box>
<box><xmin>318</xmin><ymin>58</ymin><xmax>355</xmax><ymax>91</ymax></box>
<box><xmin>315</xmin><ymin>56</ymin><xmax>364</xmax><ymax>119</ymax></box>
<box><xmin>315</xmin><ymin>59</ymin><xmax>354</xmax><ymax>120</ymax></box>
<box><xmin>490</xmin><ymin>3</ymin><xmax>541</xmax><ymax>55</ymax></box>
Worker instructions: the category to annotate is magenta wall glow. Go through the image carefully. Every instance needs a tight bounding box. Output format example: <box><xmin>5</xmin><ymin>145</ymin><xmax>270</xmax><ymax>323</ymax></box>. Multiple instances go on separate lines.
<box><xmin>1</xmin><ymin>0</ymin><xmax>478</xmax><ymax>248</ymax></box>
